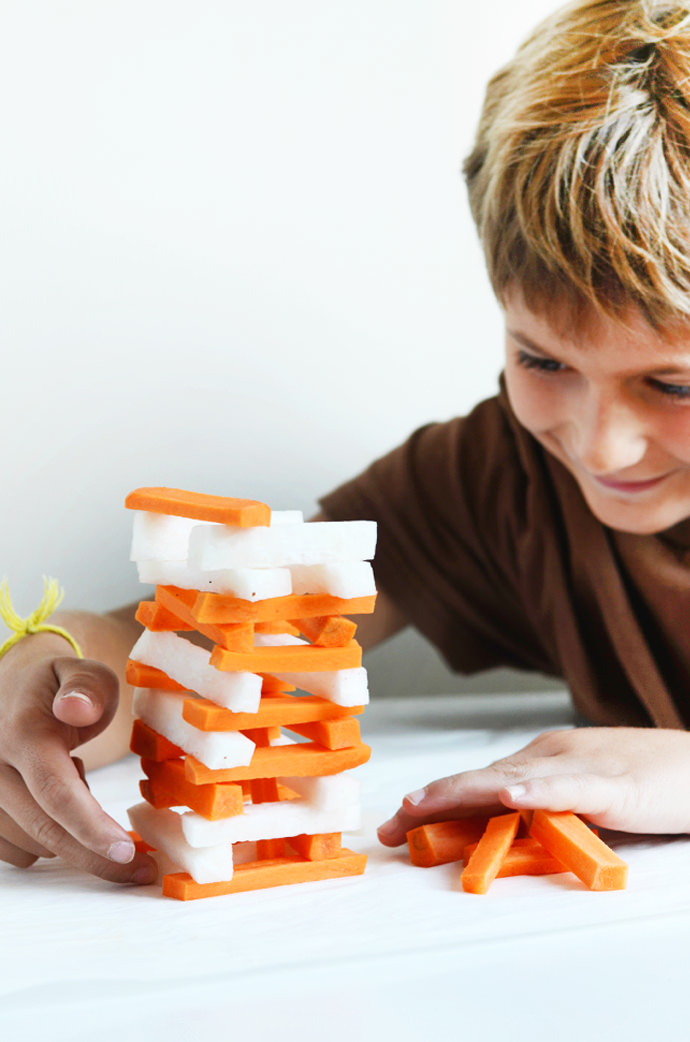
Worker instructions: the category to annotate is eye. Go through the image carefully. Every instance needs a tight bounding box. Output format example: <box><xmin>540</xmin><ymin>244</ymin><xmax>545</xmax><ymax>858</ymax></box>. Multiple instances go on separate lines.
<box><xmin>648</xmin><ymin>378</ymin><xmax>690</xmax><ymax>400</ymax></box>
<box><xmin>515</xmin><ymin>349</ymin><xmax>567</xmax><ymax>374</ymax></box>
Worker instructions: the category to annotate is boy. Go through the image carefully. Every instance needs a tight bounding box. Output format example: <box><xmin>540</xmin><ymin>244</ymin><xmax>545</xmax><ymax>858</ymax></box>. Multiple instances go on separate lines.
<box><xmin>2</xmin><ymin>0</ymin><xmax>690</xmax><ymax>884</ymax></box>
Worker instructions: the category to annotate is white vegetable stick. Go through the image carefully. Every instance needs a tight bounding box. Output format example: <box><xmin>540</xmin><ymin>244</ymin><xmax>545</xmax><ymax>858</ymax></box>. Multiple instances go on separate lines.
<box><xmin>269</xmin><ymin>511</ymin><xmax>304</xmax><ymax>525</ymax></box>
<box><xmin>136</xmin><ymin>560</ymin><xmax>292</xmax><ymax>601</ymax></box>
<box><xmin>180</xmin><ymin>797</ymin><xmax>361</xmax><ymax>847</ymax></box>
<box><xmin>289</xmin><ymin>561</ymin><xmax>376</xmax><ymax>598</ymax></box>
<box><xmin>274</xmin><ymin>667</ymin><xmax>369</xmax><ymax>707</ymax></box>
<box><xmin>130</xmin><ymin>512</ymin><xmax>214</xmax><ymax>563</ymax></box>
<box><xmin>130</xmin><ymin>629</ymin><xmax>262</xmax><ymax>712</ymax></box>
<box><xmin>278</xmin><ymin>773</ymin><xmax>361</xmax><ymax>810</ymax></box>
<box><xmin>132</xmin><ymin>689</ymin><xmax>255</xmax><ymax>770</ymax></box>
<box><xmin>128</xmin><ymin>803</ymin><xmax>234</xmax><ymax>884</ymax></box>
<box><xmin>188</xmin><ymin>520</ymin><xmax>376</xmax><ymax>571</ymax></box>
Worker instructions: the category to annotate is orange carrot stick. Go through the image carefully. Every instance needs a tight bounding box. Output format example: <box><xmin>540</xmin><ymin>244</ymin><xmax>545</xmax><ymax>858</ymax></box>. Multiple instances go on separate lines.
<box><xmin>192</xmin><ymin>591</ymin><xmax>377</xmax><ymax>625</ymax></box>
<box><xmin>288</xmin><ymin>833</ymin><xmax>342</xmax><ymax>860</ymax></box>
<box><xmin>463</xmin><ymin>837</ymin><xmax>567</xmax><ymax>877</ymax></box>
<box><xmin>254</xmin><ymin>620</ymin><xmax>301</xmax><ymax>636</ymax></box>
<box><xmin>154</xmin><ymin>586</ymin><xmax>256</xmax><ymax>651</ymax></box>
<box><xmin>141</xmin><ymin>758</ymin><xmax>245</xmax><ymax>820</ymax></box>
<box><xmin>461</xmin><ymin>812</ymin><xmax>521</xmax><ymax>894</ymax></box>
<box><xmin>259</xmin><ymin>675</ymin><xmax>296</xmax><ymax>694</ymax></box>
<box><xmin>140</xmin><ymin>778</ymin><xmax>177</xmax><ymax>810</ymax></box>
<box><xmin>407</xmin><ymin>817</ymin><xmax>491</xmax><ymax>868</ymax></box>
<box><xmin>161</xmin><ymin>849</ymin><xmax>367</xmax><ymax>900</ymax></box>
<box><xmin>210</xmin><ymin>640</ymin><xmax>362</xmax><ymax>673</ymax></box>
<box><xmin>256</xmin><ymin>839</ymin><xmax>286</xmax><ymax>859</ymax></box>
<box><xmin>125</xmin><ymin>487</ymin><xmax>270</xmax><ymax>527</ymax></box>
<box><xmin>135</xmin><ymin>600</ymin><xmax>195</xmax><ymax>632</ymax></box>
<box><xmin>529</xmin><ymin>810</ymin><xmax>628</xmax><ymax>890</ymax></box>
<box><xmin>292</xmin><ymin>615</ymin><xmax>357</xmax><ymax>647</ymax></box>
<box><xmin>126</xmin><ymin>660</ymin><xmax>186</xmax><ymax>692</ymax></box>
<box><xmin>285</xmin><ymin>717</ymin><xmax>361</xmax><ymax>751</ymax></box>
<box><xmin>184</xmin><ymin>741</ymin><xmax>371</xmax><ymax>784</ymax></box>
<box><xmin>181</xmin><ymin>692</ymin><xmax>362</xmax><ymax>733</ymax></box>
<box><xmin>130</xmin><ymin>719</ymin><xmax>183</xmax><ymax>761</ymax></box>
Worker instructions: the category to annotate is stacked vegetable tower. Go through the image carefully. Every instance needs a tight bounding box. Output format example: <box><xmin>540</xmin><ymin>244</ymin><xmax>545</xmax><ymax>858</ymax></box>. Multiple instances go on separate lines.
<box><xmin>124</xmin><ymin>487</ymin><xmax>376</xmax><ymax>901</ymax></box>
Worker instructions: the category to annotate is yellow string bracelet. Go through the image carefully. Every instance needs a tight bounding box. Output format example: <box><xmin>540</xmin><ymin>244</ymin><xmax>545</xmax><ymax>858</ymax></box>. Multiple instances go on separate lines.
<box><xmin>0</xmin><ymin>577</ymin><xmax>83</xmax><ymax>660</ymax></box>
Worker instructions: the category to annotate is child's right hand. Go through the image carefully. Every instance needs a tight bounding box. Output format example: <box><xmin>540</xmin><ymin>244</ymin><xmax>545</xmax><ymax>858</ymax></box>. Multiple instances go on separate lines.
<box><xmin>0</xmin><ymin>633</ymin><xmax>157</xmax><ymax>884</ymax></box>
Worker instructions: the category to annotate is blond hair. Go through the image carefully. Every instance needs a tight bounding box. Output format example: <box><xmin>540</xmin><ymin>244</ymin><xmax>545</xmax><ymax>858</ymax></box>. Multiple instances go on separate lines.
<box><xmin>464</xmin><ymin>0</ymin><xmax>690</xmax><ymax>329</ymax></box>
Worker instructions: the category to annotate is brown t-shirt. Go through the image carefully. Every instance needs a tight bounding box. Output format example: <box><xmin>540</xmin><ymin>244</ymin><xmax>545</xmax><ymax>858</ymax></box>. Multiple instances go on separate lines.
<box><xmin>320</xmin><ymin>382</ymin><xmax>690</xmax><ymax>729</ymax></box>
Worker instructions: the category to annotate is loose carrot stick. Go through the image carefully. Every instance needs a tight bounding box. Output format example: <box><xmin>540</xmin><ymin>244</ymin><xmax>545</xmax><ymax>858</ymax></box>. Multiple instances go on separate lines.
<box><xmin>126</xmin><ymin>660</ymin><xmax>186</xmax><ymax>692</ymax></box>
<box><xmin>135</xmin><ymin>600</ymin><xmax>195</xmax><ymax>632</ymax></box>
<box><xmin>288</xmin><ymin>833</ymin><xmax>342</xmax><ymax>861</ymax></box>
<box><xmin>210</xmin><ymin>640</ymin><xmax>362</xmax><ymax>673</ymax></box>
<box><xmin>407</xmin><ymin>817</ymin><xmax>490</xmax><ymax>868</ymax></box>
<box><xmin>125</xmin><ymin>487</ymin><xmax>271</xmax><ymax>527</ymax></box>
<box><xmin>130</xmin><ymin>719</ymin><xmax>183</xmax><ymax>761</ymax></box>
<box><xmin>529</xmin><ymin>810</ymin><xmax>628</xmax><ymax>890</ymax></box>
<box><xmin>292</xmin><ymin>615</ymin><xmax>358</xmax><ymax>647</ymax></box>
<box><xmin>184</xmin><ymin>741</ymin><xmax>371</xmax><ymax>784</ymax></box>
<box><xmin>161</xmin><ymin>849</ymin><xmax>368</xmax><ymax>900</ymax></box>
<box><xmin>192</xmin><ymin>591</ymin><xmax>376</xmax><ymax>625</ymax></box>
<box><xmin>141</xmin><ymin>758</ymin><xmax>245</xmax><ymax>820</ymax></box>
<box><xmin>463</xmin><ymin>837</ymin><xmax>567</xmax><ymax>877</ymax></box>
<box><xmin>461</xmin><ymin>812</ymin><xmax>521</xmax><ymax>894</ymax></box>
<box><xmin>181</xmin><ymin>692</ymin><xmax>362</xmax><ymax>733</ymax></box>
<box><xmin>285</xmin><ymin>717</ymin><xmax>361</xmax><ymax>750</ymax></box>
<box><xmin>154</xmin><ymin>586</ymin><xmax>256</xmax><ymax>650</ymax></box>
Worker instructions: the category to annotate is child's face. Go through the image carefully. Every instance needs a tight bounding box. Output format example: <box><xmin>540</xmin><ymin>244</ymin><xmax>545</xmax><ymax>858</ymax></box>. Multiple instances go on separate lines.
<box><xmin>503</xmin><ymin>290</ymin><xmax>690</xmax><ymax>534</ymax></box>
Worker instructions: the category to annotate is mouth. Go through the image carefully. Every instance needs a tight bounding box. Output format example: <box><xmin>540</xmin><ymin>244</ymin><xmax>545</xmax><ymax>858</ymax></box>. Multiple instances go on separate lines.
<box><xmin>591</xmin><ymin>474</ymin><xmax>669</xmax><ymax>495</ymax></box>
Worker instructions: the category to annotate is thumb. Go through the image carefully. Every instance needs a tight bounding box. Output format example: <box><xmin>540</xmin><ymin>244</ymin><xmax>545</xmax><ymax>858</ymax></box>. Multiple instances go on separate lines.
<box><xmin>52</xmin><ymin>657</ymin><xmax>119</xmax><ymax>736</ymax></box>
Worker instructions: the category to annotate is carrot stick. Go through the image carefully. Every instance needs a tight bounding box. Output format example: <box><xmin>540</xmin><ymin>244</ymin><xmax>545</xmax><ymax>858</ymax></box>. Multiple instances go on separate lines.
<box><xmin>292</xmin><ymin>615</ymin><xmax>357</xmax><ymax>647</ymax></box>
<box><xmin>259</xmin><ymin>675</ymin><xmax>296</xmax><ymax>694</ymax></box>
<box><xmin>192</xmin><ymin>591</ymin><xmax>377</xmax><ymax>624</ymax></box>
<box><xmin>135</xmin><ymin>600</ymin><xmax>195</xmax><ymax>632</ymax></box>
<box><xmin>126</xmin><ymin>660</ymin><xmax>186</xmax><ymax>692</ymax></box>
<box><xmin>139</xmin><ymin>778</ymin><xmax>177</xmax><ymax>809</ymax></box>
<box><xmin>288</xmin><ymin>833</ymin><xmax>342</xmax><ymax>861</ymax></box>
<box><xmin>154</xmin><ymin>586</ymin><xmax>256</xmax><ymax>650</ymax></box>
<box><xmin>254</xmin><ymin>620</ymin><xmax>301</xmax><ymax>636</ymax></box>
<box><xmin>250</xmin><ymin>778</ymin><xmax>280</xmax><ymax>803</ymax></box>
<box><xmin>463</xmin><ymin>837</ymin><xmax>567</xmax><ymax>877</ymax></box>
<box><xmin>125</xmin><ymin>487</ymin><xmax>271</xmax><ymax>527</ymax></box>
<box><xmin>182</xmin><ymin>692</ymin><xmax>362</xmax><ymax>732</ymax></box>
<box><xmin>130</xmin><ymin>718</ymin><xmax>184</xmax><ymax>761</ymax></box>
<box><xmin>461</xmin><ymin>812</ymin><xmax>521</xmax><ymax>894</ymax></box>
<box><xmin>161</xmin><ymin>849</ymin><xmax>367</xmax><ymax>900</ymax></box>
<box><xmin>210</xmin><ymin>640</ymin><xmax>362</xmax><ymax>673</ymax></box>
<box><xmin>285</xmin><ymin>717</ymin><xmax>361</xmax><ymax>751</ymax></box>
<box><xmin>407</xmin><ymin>817</ymin><xmax>490</xmax><ymax>868</ymax></box>
<box><xmin>257</xmin><ymin>839</ymin><xmax>286</xmax><ymax>859</ymax></box>
<box><xmin>529</xmin><ymin>810</ymin><xmax>628</xmax><ymax>890</ymax></box>
<box><xmin>141</xmin><ymin>758</ymin><xmax>245</xmax><ymax>820</ymax></box>
<box><xmin>241</xmin><ymin>726</ymin><xmax>281</xmax><ymax>746</ymax></box>
<box><xmin>184</xmin><ymin>741</ymin><xmax>371</xmax><ymax>784</ymax></box>
<box><xmin>128</xmin><ymin>831</ymin><xmax>155</xmax><ymax>855</ymax></box>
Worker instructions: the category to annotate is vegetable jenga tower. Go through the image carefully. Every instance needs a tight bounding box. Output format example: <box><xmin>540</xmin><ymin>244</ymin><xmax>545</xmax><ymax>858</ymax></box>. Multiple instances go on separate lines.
<box><xmin>124</xmin><ymin>487</ymin><xmax>376</xmax><ymax>900</ymax></box>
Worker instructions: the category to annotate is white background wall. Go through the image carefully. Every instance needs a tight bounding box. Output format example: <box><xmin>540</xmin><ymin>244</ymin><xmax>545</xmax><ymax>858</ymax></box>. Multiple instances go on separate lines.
<box><xmin>1</xmin><ymin>0</ymin><xmax>562</xmax><ymax>693</ymax></box>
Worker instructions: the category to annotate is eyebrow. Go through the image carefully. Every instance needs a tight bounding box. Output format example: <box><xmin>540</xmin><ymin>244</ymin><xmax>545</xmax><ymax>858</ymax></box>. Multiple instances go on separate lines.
<box><xmin>506</xmin><ymin>329</ymin><xmax>556</xmax><ymax>355</ymax></box>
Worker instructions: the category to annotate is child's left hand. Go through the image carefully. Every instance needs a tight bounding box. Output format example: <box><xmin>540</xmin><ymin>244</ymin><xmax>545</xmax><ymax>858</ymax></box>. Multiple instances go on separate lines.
<box><xmin>377</xmin><ymin>726</ymin><xmax>690</xmax><ymax>845</ymax></box>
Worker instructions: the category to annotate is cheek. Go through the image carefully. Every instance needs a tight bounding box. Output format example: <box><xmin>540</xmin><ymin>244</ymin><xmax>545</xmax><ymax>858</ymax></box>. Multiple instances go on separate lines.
<box><xmin>503</xmin><ymin>366</ymin><xmax>565</xmax><ymax>435</ymax></box>
<box><xmin>653</xmin><ymin>415</ymin><xmax>690</xmax><ymax>464</ymax></box>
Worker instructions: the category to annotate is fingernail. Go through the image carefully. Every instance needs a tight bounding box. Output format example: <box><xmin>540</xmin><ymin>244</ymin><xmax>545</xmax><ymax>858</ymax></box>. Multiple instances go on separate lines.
<box><xmin>131</xmin><ymin>863</ymin><xmax>158</xmax><ymax>885</ymax></box>
<box><xmin>505</xmin><ymin>784</ymin><xmax>527</xmax><ymax>801</ymax></box>
<box><xmin>55</xmin><ymin>691</ymin><xmax>94</xmax><ymax>708</ymax></box>
<box><xmin>108</xmin><ymin>840</ymin><xmax>135</xmax><ymax>864</ymax></box>
<box><xmin>405</xmin><ymin>788</ymin><xmax>426</xmax><ymax>806</ymax></box>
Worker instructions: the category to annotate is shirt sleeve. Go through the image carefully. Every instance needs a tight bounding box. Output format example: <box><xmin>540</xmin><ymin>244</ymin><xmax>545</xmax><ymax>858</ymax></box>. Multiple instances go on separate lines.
<box><xmin>319</xmin><ymin>396</ymin><xmax>558</xmax><ymax>676</ymax></box>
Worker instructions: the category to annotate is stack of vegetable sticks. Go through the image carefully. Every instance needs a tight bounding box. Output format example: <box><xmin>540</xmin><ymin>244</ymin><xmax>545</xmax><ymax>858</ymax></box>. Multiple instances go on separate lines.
<box><xmin>124</xmin><ymin>487</ymin><xmax>376</xmax><ymax>900</ymax></box>
<box><xmin>407</xmin><ymin>810</ymin><xmax>628</xmax><ymax>893</ymax></box>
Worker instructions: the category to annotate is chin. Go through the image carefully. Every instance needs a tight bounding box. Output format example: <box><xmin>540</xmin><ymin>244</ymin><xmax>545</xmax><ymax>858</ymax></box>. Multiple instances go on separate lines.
<box><xmin>581</xmin><ymin>491</ymin><xmax>683</xmax><ymax>535</ymax></box>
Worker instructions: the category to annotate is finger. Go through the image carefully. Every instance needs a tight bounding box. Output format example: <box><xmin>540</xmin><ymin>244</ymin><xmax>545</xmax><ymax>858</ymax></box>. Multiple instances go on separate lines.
<box><xmin>0</xmin><ymin>763</ymin><xmax>157</xmax><ymax>883</ymax></box>
<box><xmin>0</xmin><ymin>787</ymin><xmax>56</xmax><ymax>858</ymax></box>
<box><xmin>377</xmin><ymin>794</ymin><xmax>507</xmax><ymax>847</ymax></box>
<box><xmin>5</xmin><ymin>744</ymin><xmax>150</xmax><ymax>874</ymax></box>
<box><xmin>51</xmin><ymin>658</ymin><xmax>119</xmax><ymax>737</ymax></box>
<box><xmin>0</xmin><ymin>834</ymin><xmax>39</xmax><ymax>869</ymax></box>
<box><xmin>499</xmin><ymin>772</ymin><xmax>624</xmax><ymax>824</ymax></box>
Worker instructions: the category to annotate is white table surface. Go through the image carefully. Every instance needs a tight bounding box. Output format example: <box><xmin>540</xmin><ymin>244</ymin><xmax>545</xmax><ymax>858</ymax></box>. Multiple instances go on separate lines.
<box><xmin>2</xmin><ymin>690</ymin><xmax>688</xmax><ymax>1042</ymax></box>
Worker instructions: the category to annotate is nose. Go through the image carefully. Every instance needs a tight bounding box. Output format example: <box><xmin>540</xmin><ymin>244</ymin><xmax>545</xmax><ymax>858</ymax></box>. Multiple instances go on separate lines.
<box><xmin>570</xmin><ymin>390</ymin><xmax>648</xmax><ymax>475</ymax></box>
